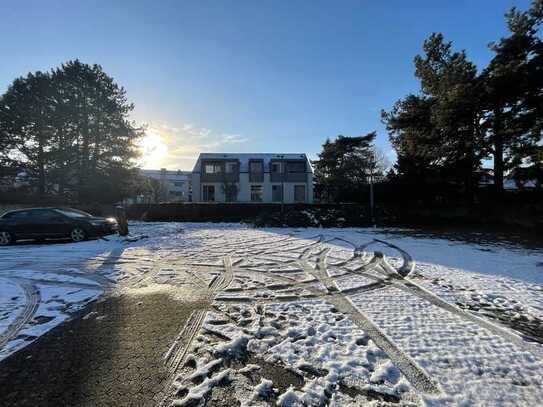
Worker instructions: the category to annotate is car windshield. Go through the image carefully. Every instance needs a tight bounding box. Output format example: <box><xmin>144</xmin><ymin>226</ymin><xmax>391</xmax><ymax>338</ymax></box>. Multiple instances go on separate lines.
<box><xmin>54</xmin><ymin>209</ymin><xmax>93</xmax><ymax>218</ymax></box>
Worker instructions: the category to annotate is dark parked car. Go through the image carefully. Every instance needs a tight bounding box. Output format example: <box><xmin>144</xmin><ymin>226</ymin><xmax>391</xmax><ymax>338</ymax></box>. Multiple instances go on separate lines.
<box><xmin>0</xmin><ymin>208</ymin><xmax>118</xmax><ymax>245</ymax></box>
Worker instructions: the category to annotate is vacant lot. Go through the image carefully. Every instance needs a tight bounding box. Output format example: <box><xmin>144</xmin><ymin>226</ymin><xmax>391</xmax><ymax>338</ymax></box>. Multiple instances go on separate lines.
<box><xmin>1</xmin><ymin>223</ymin><xmax>542</xmax><ymax>406</ymax></box>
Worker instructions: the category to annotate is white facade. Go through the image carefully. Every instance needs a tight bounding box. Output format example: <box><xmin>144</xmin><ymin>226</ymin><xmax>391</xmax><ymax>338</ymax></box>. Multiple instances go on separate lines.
<box><xmin>141</xmin><ymin>169</ymin><xmax>191</xmax><ymax>202</ymax></box>
<box><xmin>191</xmin><ymin>153</ymin><xmax>314</xmax><ymax>203</ymax></box>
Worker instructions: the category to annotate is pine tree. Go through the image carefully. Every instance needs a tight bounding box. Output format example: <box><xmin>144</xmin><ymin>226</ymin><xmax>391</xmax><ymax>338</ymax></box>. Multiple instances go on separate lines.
<box><xmin>481</xmin><ymin>0</ymin><xmax>543</xmax><ymax>193</ymax></box>
<box><xmin>50</xmin><ymin>60</ymin><xmax>144</xmax><ymax>201</ymax></box>
<box><xmin>381</xmin><ymin>94</ymin><xmax>441</xmax><ymax>183</ymax></box>
<box><xmin>0</xmin><ymin>71</ymin><xmax>57</xmax><ymax>195</ymax></box>
<box><xmin>0</xmin><ymin>60</ymin><xmax>144</xmax><ymax>202</ymax></box>
<box><xmin>413</xmin><ymin>33</ymin><xmax>484</xmax><ymax>202</ymax></box>
<box><xmin>313</xmin><ymin>132</ymin><xmax>384</xmax><ymax>202</ymax></box>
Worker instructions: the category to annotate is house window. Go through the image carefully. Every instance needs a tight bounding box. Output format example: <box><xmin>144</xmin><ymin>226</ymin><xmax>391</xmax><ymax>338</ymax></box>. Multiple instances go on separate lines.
<box><xmin>250</xmin><ymin>161</ymin><xmax>263</xmax><ymax>173</ymax></box>
<box><xmin>170</xmin><ymin>191</ymin><xmax>184</xmax><ymax>196</ymax></box>
<box><xmin>271</xmin><ymin>162</ymin><xmax>283</xmax><ymax>173</ymax></box>
<box><xmin>272</xmin><ymin>185</ymin><xmax>283</xmax><ymax>202</ymax></box>
<box><xmin>203</xmin><ymin>185</ymin><xmax>215</xmax><ymax>201</ymax></box>
<box><xmin>225</xmin><ymin>162</ymin><xmax>237</xmax><ymax>173</ymax></box>
<box><xmin>250</xmin><ymin>185</ymin><xmax>263</xmax><ymax>202</ymax></box>
<box><xmin>204</xmin><ymin>164</ymin><xmax>221</xmax><ymax>174</ymax></box>
<box><xmin>224</xmin><ymin>183</ymin><xmax>238</xmax><ymax>202</ymax></box>
<box><xmin>173</xmin><ymin>181</ymin><xmax>184</xmax><ymax>187</ymax></box>
<box><xmin>294</xmin><ymin>185</ymin><xmax>306</xmax><ymax>202</ymax></box>
<box><xmin>288</xmin><ymin>162</ymin><xmax>305</xmax><ymax>173</ymax></box>
<box><xmin>249</xmin><ymin>160</ymin><xmax>264</xmax><ymax>182</ymax></box>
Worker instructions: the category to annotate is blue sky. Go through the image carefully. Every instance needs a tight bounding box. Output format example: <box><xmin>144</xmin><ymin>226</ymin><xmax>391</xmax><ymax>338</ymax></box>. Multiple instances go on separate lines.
<box><xmin>0</xmin><ymin>0</ymin><xmax>532</xmax><ymax>169</ymax></box>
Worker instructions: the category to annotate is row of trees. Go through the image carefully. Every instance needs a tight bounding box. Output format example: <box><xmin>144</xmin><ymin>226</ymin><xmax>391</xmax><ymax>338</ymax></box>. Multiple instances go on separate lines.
<box><xmin>0</xmin><ymin>60</ymin><xmax>145</xmax><ymax>202</ymax></box>
<box><xmin>314</xmin><ymin>0</ymin><xmax>542</xmax><ymax>204</ymax></box>
<box><xmin>2</xmin><ymin>2</ymin><xmax>540</xmax><ymax>207</ymax></box>
<box><xmin>382</xmin><ymin>1</ymin><xmax>542</xmax><ymax>200</ymax></box>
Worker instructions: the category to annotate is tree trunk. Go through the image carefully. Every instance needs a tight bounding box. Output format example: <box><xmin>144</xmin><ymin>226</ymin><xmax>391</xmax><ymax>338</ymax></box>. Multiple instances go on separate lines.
<box><xmin>464</xmin><ymin>123</ymin><xmax>476</xmax><ymax>208</ymax></box>
<box><xmin>78</xmin><ymin>94</ymin><xmax>90</xmax><ymax>201</ymax></box>
<box><xmin>465</xmin><ymin>165</ymin><xmax>475</xmax><ymax>208</ymax></box>
<box><xmin>37</xmin><ymin>129</ymin><xmax>46</xmax><ymax>196</ymax></box>
<box><xmin>493</xmin><ymin>108</ymin><xmax>504</xmax><ymax>196</ymax></box>
<box><xmin>115</xmin><ymin>206</ymin><xmax>129</xmax><ymax>236</ymax></box>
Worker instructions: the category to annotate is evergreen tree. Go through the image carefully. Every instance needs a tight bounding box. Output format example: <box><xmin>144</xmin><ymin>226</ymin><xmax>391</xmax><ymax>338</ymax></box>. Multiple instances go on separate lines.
<box><xmin>413</xmin><ymin>33</ymin><xmax>484</xmax><ymax>201</ymax></box>
<box><xmin>50</xmin><ymin>60</ymin><xmax>144</xmax><ymax>200</ymax></box>
<box><xmin>384</xmin><ymin>1</ymin><xmax>543</xmax><ymax>198</ymax></box>
<box><xmin>313</xmin><ymin>132</ymin><xmax>384</xmax><ymax>202</ymax></box>
<box><xmin>0</xmin><ymin>60</ymin><xmax>144</xmax><ymax>202</ymax></box>
<box><xmin>381</xmin><ymin>94</ymin><xmax>441</xmax><ymax>183</ymax></box>
<box><xmin>481</xmin><ymin>0</ymin><xmax>543</xmax><ymax>193</ymax></box>
<box><xmin>383</xmin><ymin>33</ymin><xmax>485</xmax><ymax>202</ymax></box>
<box><xmin>0</xmin><ymin>71</ymin><xmax>57</xmax><ymax>195</ymax></box>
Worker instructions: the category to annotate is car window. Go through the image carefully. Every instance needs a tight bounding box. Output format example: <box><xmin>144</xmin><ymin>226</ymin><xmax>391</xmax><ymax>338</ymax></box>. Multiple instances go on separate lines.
<box><xmin>2</xmin><ymin>211</ymin><xmax>30</xmax><ymax>219</ymax></box>
<box><xmin>31</xmin><ymin>210</ymin><xmax>62</xmax><ymax>220</ymax></box>
<box><xmin>54</xmin><ymin>209</ymin><xmax>92</xmax><ymax>218</ymax></box>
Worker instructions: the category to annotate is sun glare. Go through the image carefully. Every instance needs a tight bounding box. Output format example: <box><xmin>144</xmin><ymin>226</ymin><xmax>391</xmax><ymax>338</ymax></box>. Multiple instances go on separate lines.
<box><xmin>138</xmin><ymin>130</ymin><xmax>168</xmax><ymax>169</ymax></box>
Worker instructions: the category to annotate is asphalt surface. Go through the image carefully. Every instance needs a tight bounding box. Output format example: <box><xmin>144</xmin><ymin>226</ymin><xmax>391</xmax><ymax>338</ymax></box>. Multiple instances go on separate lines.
<box><xmin>0</xmin><ymin>289</ymin><xmax>205</xmax><ymax>407</ymax></box>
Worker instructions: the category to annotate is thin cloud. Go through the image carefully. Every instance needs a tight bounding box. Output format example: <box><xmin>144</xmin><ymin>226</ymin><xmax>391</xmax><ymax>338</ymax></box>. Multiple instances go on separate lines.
<box><xmin>139</xmin><ymin>122</ymin><xmax>248</xmax><ymax>170</ymax></box>
<box><xmin>221</xmin><ymin>134</ymin><xmax>248</xmax><ymax>144</ymax></box>
<box><xmin>180</xmin><ymin>123</ymin><xmax>212</xmax><ymax>138</ymax></box>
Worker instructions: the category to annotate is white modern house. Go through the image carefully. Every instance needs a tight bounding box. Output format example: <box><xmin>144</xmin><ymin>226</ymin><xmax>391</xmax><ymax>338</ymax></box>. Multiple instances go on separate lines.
<box><xmin>141</xmin><ymin>168</ymin><xmax>191</xmax><ymax>202</ymax></box>
<box><xmin>191</xmin><ymin>153</ymin><xmax>314</xmax><ymax>203</ymax></box>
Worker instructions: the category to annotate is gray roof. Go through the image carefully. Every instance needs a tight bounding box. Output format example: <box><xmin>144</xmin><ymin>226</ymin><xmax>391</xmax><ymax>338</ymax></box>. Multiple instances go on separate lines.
<box><xmin>192</xmin><ymin>153</ymin><xmax>312</xmax><ymax>172</ymax></box>
<box><xmin>140</xmin><ymin>169</ymin><xmax>190</xmax><ymax>181</ymax></box>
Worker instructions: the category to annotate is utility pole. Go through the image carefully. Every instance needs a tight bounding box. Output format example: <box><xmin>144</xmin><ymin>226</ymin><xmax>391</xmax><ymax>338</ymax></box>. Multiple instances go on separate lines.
<box><xmin>279</xmin><ymin>155</ymin><xmax>285</xmax><ymax>215</ymax></box>
<box><xmin>369</xmin><ymin>151</ymin><xmax>375</xmax><ymax>226</ymax></box>
<box><xmin>369</xmin><ymin>174</ymin><xmax>374</xmax><ymax>225</ymax></box>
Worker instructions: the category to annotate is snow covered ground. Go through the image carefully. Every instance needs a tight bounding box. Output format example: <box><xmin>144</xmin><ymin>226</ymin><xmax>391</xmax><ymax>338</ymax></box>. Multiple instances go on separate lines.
<box><xmin>1</xmin><ymin>223</ymin><xmax>542</xmax><ymax>406</ymax></box>
<box><xmin>0</xmin><ymin>222</ymin><xmax>183</xmax><ymax>359</ymax></box>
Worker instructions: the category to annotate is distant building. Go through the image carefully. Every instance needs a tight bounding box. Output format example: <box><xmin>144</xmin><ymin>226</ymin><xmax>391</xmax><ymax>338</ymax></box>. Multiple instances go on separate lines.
<box><xmin>476</xmin><ymin>169</ymin><xmax>494</xmax><ymax>187</ymax></box>
<box><xmin>0</xmin><ymin>168</ymin><xmax>33</xmax><ymax>192</ymax></box>
<box><xmin>476</xmin><ymin>168</ymin><xmax>540</xmax><ymax>190</ymax></box>
<box><xmin>191</xmin><ymin>153</ymin><xmax>314</xmax><ymax>203</ymax></box>
<box><xmin>141</xmin><ymin>168</ymin><xmax>191</xmax><ymax>202</ymax></box>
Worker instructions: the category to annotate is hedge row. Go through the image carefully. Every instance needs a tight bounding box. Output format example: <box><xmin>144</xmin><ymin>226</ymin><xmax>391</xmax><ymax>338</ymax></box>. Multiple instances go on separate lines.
<box><xmin>126</xmin><ymin>203</ymin><xmax>373</xmax><ymax>225</ymax></box>
<box><xmin>126</xmin><ymin>201</ymin><xmax>542</xmax><ymax>231</ymax></box>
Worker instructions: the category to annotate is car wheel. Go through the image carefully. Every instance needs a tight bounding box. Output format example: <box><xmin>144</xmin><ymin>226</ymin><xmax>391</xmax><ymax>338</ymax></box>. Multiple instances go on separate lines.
<box><xmin>0</xmin><ymin>231</ymin><xmax>14</xmax><ymax>246</ymax></box>
<box><xmin>70</xmin><ymin>227</ymin><xmax>87</xmax><ymax>243</ymax></box>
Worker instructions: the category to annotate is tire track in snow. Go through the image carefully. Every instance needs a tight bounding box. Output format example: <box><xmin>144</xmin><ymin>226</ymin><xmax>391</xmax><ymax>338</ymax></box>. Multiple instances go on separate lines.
<box><xmin>349</xmin><ymin>239</ymin><xmax>543</xmax><ymax>358</ymax></box>
<box><xmin>164</xmin><ymin>231</ymin><xmax>444</xmax><ymax>403</ymax></box>
<box><xmin>209</xmin><ymin>257</ymin><xmax>235</xmax><ymax>291</ymax></box>
<box><xmin>186</xmin><ymin>232</ymin><xmax>542</xmax><ymax>395</ymax></box>
<box><xmin>0</xmin><ymin>280</ymin><xmax>40</xmax><ymax>349</ymax></box>
<box><xmin>297</xmin><ymin>243</ymin><xmax>443</xmax><ymax>396</ymax></box>
<box><xmin>165</xmin><ymin>309</ymin><xmax>208</xmax><ymax>373</ymax></box>
<box><xmin>162</xmin><ymin>255</ymin><xmax>236</xmax><ymax>405</ymax></box>
<box><xmin>126</xmin><ymin>228</ymin><xmax>543</xmax><ymax>405</ymax></box>
<box><xmin>357</xmin><ymin>238</ymin><xmax>415</xmax><ymax>276</ymax></box>
<box><xmin>380</xmin><ymin>259</ymin><xmax>543</xmax><ymax>359</ymax></box>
